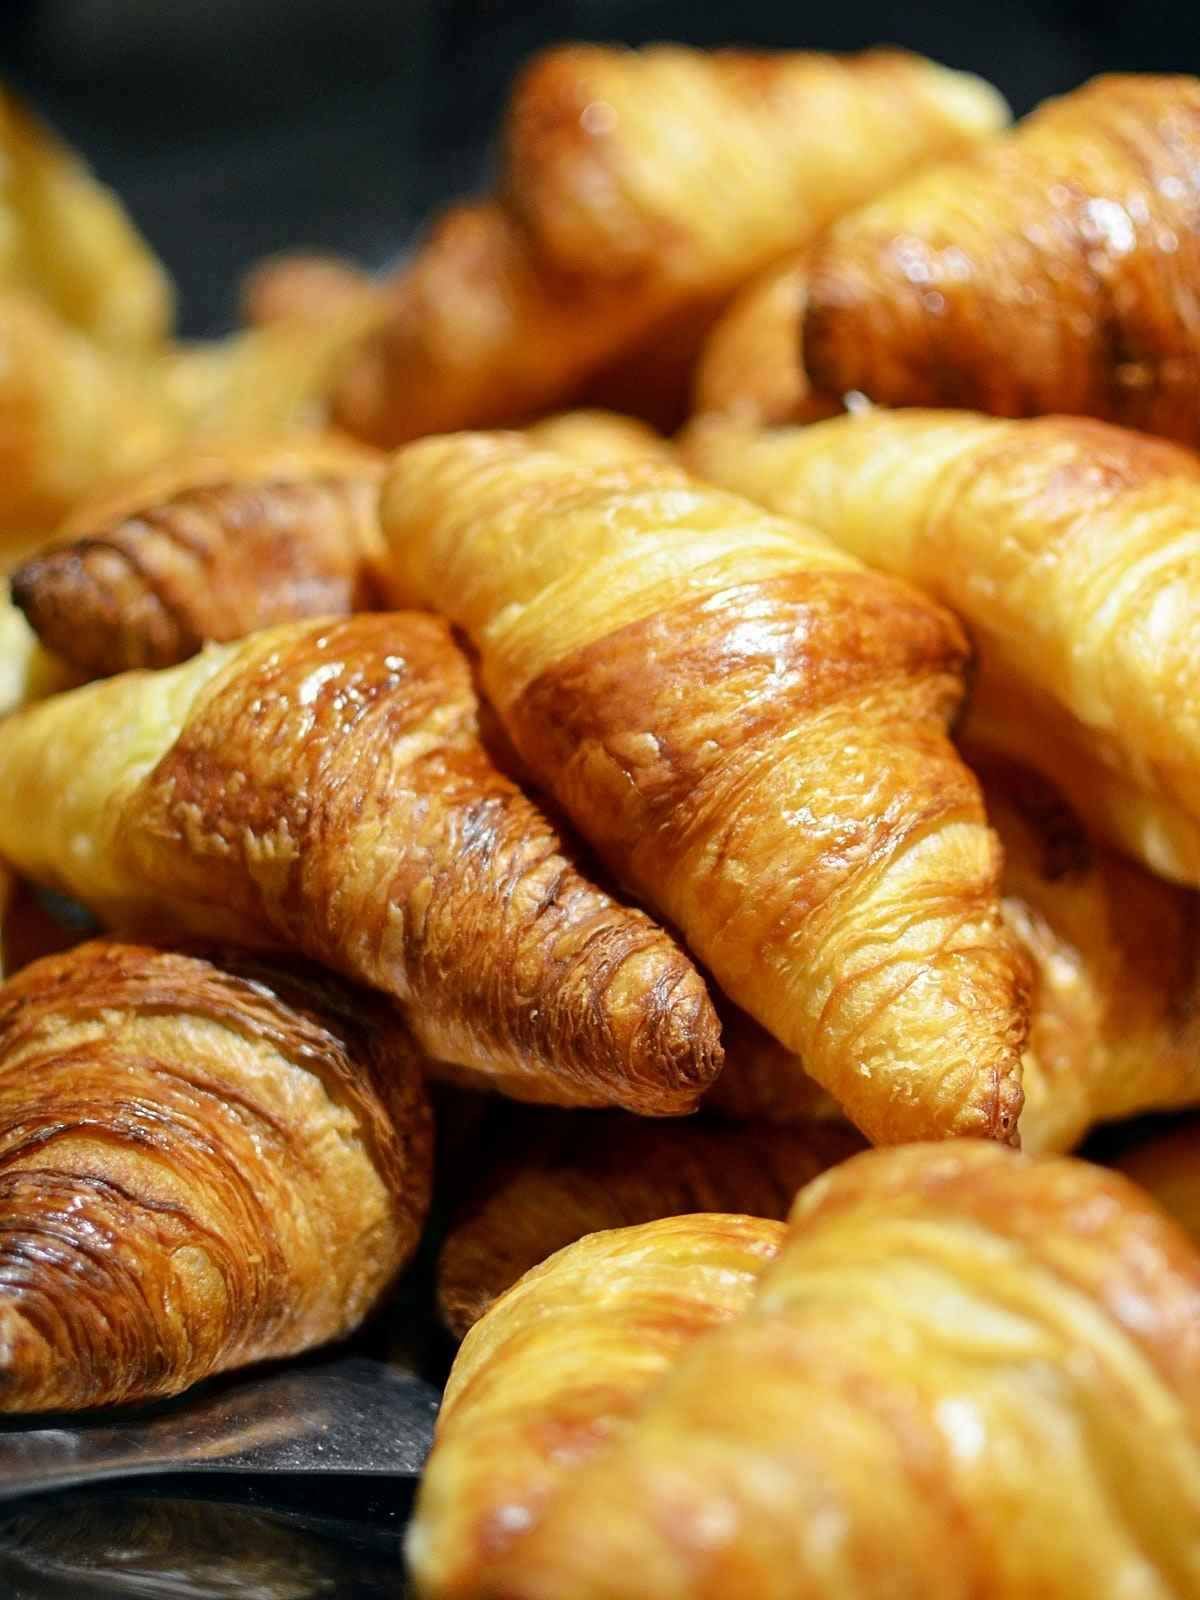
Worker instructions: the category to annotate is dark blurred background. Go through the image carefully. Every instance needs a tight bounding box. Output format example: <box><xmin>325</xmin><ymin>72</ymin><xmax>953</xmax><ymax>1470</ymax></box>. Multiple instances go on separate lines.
<box><xmin>0</xmin><ymin>0</ymin><xmax>1196</xmax><ymax>336</ymax></box>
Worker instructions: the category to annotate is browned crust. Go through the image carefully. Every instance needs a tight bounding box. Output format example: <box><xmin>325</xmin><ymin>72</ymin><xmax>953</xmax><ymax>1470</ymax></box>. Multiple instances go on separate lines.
<box><xmin>437</xmin><ymin>1107</ymin><xmax>865</xmax><ymax>1337</ymax></box>
<box><xmin>121</xmin><ymin>615</ymin><xmax>722</xmax><ymax>1113</ymax></box>
<box><xmin>12</xmin><ymin>474</ymin><xmax>384</xmax><ymax>676</ymax></box>
<box><xmin>0</xmin><ymin>938</ymin><xmax>432</xmax><ymax>1411</ymax></box>
<box><xmin>803</xmin><ymin>75</ymin><xmax>1200</xmax><ymax>442</ymax></box>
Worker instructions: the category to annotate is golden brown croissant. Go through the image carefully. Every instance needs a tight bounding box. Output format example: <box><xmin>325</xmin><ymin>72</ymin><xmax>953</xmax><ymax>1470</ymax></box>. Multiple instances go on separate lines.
<box><xmin>0</xmin><ymin>613</ymin><xmax>720</xmax><ymax>1113</ymax></box>
<box><xmin>380</xmin><ymin>435</ymin><xmax>1030</xmax><ymax>1146</ymax></box>
<box><xmin>12</xmin><ymin>452</ymin><xmax>385</xmax><ymax>677</ymax></box>
<box><xmin>1115</xmin><ymin>1118</ymin><xmax>1200</xmax><ymax>1247</ymax></box>
<box><xmin>422</xmin><ymin>1141</ymin><xmax>1200</xmax><ymax>1599</ymax></box>
<box><xmin>524</xmin><ymin>410</ymin><xmax>675</xmax><ymax>467</ymax></box>
<box><xmin>761</xmin><ymin>75</ymin><xmax>1200</xmax><ymax>442</ymax></box>
<box><xmin>410</xmin><ymin>1212</ymin><xmax>785</xmax><ymax>1594</ymax></box>
<box><xmin>438</xmin><ymin>1107</ymin><xmax>864</xmax><ymax>1337</ymax></box>
<box><xmin>0</xmin><ymin>937</ymin><xmax>432</xmax><ymax>1411</ymax></box>
<box><xmin>333</xmin><ymin>48</ymin><xmax>1006</xmax><ymax>445</ymax></box>
<box><xmin>0</xmin><ymin>88</ymin><xmax>173</xmax><ymax>352</ymax></box>
<box><xmin>685</xmin><ymin>408</ymin><xmax>1200</xmax><ymax>884</ymax></box>
<box><xmin>0</xmin><ymin>292</ymin><xmax>179</xmax><ymax>542</ymax></box>
<box><xmin>706</xmin><ymin>747</ymin><xmax>1200</xmax><ymax>1153</ymax></box>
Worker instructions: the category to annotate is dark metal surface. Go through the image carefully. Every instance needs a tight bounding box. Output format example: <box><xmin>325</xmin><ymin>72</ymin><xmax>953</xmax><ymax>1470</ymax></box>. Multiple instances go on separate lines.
<box><xmin>0</xmin><ymin>1357</ymin><xmax>440</xmax><ymax>1503</ymax></box>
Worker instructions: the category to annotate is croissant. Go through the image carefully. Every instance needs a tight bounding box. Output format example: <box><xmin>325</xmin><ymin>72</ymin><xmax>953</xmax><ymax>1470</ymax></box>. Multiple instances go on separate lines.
<box><xmin>53</xmin><ymin>430</ymin><xmax>379</xmax><ymax>536</ymax></box>
<box><xmin>438</xmin><ymin>1107</ymin><xmax>864</xmax><ymax>1336</ymax></box>
<box><xmin>1116</xmin><ymin>1119</ymin><xmax>1200</xmax><ymax>1247</ymax></box>
<box><xmin>409</xmin><ymin>1212</ymin><xmax>785</xmax><ymax>1595</ymax></box>
<box><xmin>420</xmin><ymin>1141</ymin><xmax>1200</xmax><ymax>1599</ymax></box>
<box><xmin>524</xmin><ymin>410</ymin><xmax>675</xmax><ymax>468</ymax></box>
<box><xmin>240</xmin><ymin>251</ymin><xmax>385</xmax><ymax>329</ymax></box>
<box><xmin>693</xmin><ymin>256</ymin><xmax>816</xmax><ymax>425</ymax></box>
<box><xmin>0</xmin><ymin>87</ymin><xmax>172</xmax><ymax>352</ymax></box>
<box><xmin>0</xmin><ymin>292</ymin><xmax>179</xmax><ymax>542</ymax></box>
<box><xmin>685</xmin><ymin>408</ymin><xmax>1200</xmax><ymax>884</ymax></box>
<box><xmin>0</xmin><ymin>937</ymin><xmax>432</xmax><ymax>1411</ymax></box>
<box><xmin>0</xmin><ymin>587</ymin><xmax>74</xmax><ymax>716</ymax></box>
<box><xmin>12</xmin><ymin>443</ymin><xmax>385</xmax><ymax>676</ymax></box>
<box><xmin>333</xmin><ymin>48</ymin><xmax>1006</xmax><ymax>444</ymax></box>
<box><xmin>380</xmin><ymin>435</ymin><xmax>1030</xmax><ymax>1145</ymax></box>
<box><xmin>714</xmin><ymin>75</ymin><xmax>1200</xmax><ymax>443</ymax></box>
<box><xmin>706</xmin><ymin>746</ymin><xmax>1200</xmax><ymax>1153</ymax></box>
<box><xmin>0</xmin><ymin>613</ymin><xmax>720</xmax><ymax>1113</ymax></box>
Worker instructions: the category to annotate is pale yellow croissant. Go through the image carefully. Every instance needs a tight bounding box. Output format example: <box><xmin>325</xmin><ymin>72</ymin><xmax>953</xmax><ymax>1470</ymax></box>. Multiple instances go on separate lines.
<box><xmin>414</xmin><ymin>1142</ymin><xmax>1200</xmax><ymax>1598</ymax></box>
<box><xmin>0</xmin><ymin>87</ymin><xmax>173</xmax><ymax>352</ymax></box>
<box><xmin>686</xmin><ymin>409</ymin><xmax>1200</xmax><ymax>885</ymax></box>
<box><xmin>0</xmin><ymin>292</ymin><xmax>178</xmax><ymax>544</ymax></box>
<box><xmin>0</xmin><ymin>613</ymin><xmax>720</xmax><ymax>1113</ymax></box>
<box><xmin>410</xmin><ymin>1212</ymin><xmax>786</xmax><ymax>1595</ymax></box>
<box><xmin>524</xmin><ymin>410</ymin><xmax>675</xmax><ymax>468</ymax></box>
<box><xmin>380</xmin><ymin>435</ymin><xmax>1030</xmax><ymax>1146</ymax></box>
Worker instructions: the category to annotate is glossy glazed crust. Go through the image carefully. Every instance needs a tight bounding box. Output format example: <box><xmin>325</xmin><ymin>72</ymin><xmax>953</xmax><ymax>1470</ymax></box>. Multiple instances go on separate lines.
<box><xmin>13</xmin><ymin>472</ymin><xmax>385</xmax><ymax>676</ymax></box>
<box><xmin>467</xmin><ymin>1143</ymin><xmax>1200</xmax><ymax>1600</ymax></box>
<box><xmin>333</xmin><ymin>50</ymin><xmax>1006</xmax><ymax>445</ymax></box>
<box><xmin>1116</xmin><ymin>1119</ymin><xmax>1200</xmax><ymax>1247</ymax></box>
<box><xmin>409</xmin><ymin>1212</ymin><xmax>785</xmax><ymax>1596</ymax></box>
<box><xmin>0</xmin><ymin>614</ymin><xmax>721</xmax><ymax>1113</ymax></box>
<box><xmin>684</xmin><ymin>408</ymin><xmax>1200</xmax><ymax>884</ymax></box>
<box><xmin>979</xmin><ymin>752</ymin><xmax>1200</xmax><ymax>1153</ymax></box>
<box><xmin>0</xmin><ymin>89</ymin><xmax>173</xmax><ymax>352</ymax></box>
<box><xmin>437</xmin><ymin>1108</ymin><xmax>864</xmax><ymax>1336</ymax></box>
<box><xmin>803</xmin><ymin>75</ymin><xmax>1200</xmax><ymax>442</ymax></box>
<box><xmin>0</xmin><ymin>938</ymin><xmax>432</xmax><ymax>1411</ymax></box>
<box><xmin>380</xmin><ymin>435</ymin><xmax>1030</xmax><ymax>1146</ymax></box>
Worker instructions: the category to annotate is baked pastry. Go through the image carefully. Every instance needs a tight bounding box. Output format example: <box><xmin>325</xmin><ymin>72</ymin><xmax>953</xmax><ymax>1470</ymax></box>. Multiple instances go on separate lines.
<box><xmin>0</xmin><ymin>613</ymin><xmax>721</xmax><ymax>1112</ymax></box>
<box><xmin>685</xmin><ymin>408</ymin><xmax>1200</xmax><ymax>884</ymax></box>
<box><xmin>0</xmin><ymin>587</ymin><xmax>74</xmax><ymax>716</ymax></box>
<box><xmin>0</xmin><ymin>292</ymin><xmax>177</xmax><ymax>542</ymax></box>
<box><xmin>982</xmin><ymin>750</ymin><xmax>1200</xmax><ymax>1153</ymax></box>
<box><xmin>0</xmin><ymin>87</ymin><xmax>172</xmax><ymax>351</ymax></box>
<box><xmin>524</xmin><ymin>410</ymin><xmax>675</xmax><ymax>467</ymax></box>
<box><xmin>703</xmin><ymin>746</ymin><xmax>1200</xmax><ymax>1154</ymax></box>
<box><xmin>380</xmin><ymin>435</ymin><xmax>1030</xmax><ymax>1146</ymax></box>
<box><xmin>697</xmin><ymin>75</ymin><xmax>1200</xmax><ymax>443</ymax></box>
<box><xmin>12</xmin><ymin>439</ymin><xmax>385</xmax><ymax>676</ymax></box>
<box><xmin>416</xmin><ymin>1140</ymin><xmax>1200</xmax><ymax>1598</ymax></box>
<box><xmin>693</xmin><ymin>256</ymin><xmax>815</xmax><ymax>425</ymax></box>
<box><xmin>0</xmin><ymin>938</ymin><xmax>432</xmax><ymax>1410</ymax></box>
<box><xmin>334</xmin><ymin>47</ymin><xmax>1006</xmax><ymax>444</ymax></box>
<box><xmin>410</xmin><ymin>1212</ymin><xmax>785</xmax><ymax>1595</ymax></box>
<box><xmin>438</xmin><ymin>1107</ymin><xmax>863</xmax><ymax>1336</ymax></box>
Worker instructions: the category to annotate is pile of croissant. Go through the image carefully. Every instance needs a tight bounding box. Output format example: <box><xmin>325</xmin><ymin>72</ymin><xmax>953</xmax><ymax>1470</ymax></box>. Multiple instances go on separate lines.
<box><xmin>3</xmin><ymin>42</ymin><xmax>1200</xmax><ymax>1596</ymax></box>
